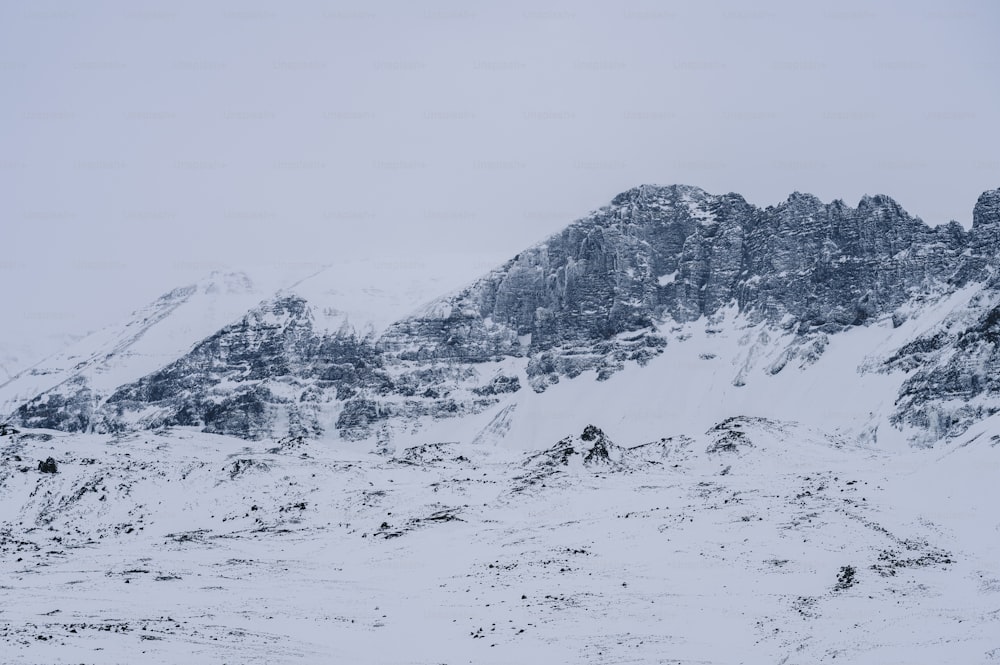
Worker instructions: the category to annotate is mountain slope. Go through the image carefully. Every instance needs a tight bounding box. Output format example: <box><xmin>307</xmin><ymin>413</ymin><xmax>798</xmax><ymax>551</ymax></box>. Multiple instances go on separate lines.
<box><xmin>8</xmin><ymin>185</ymin><xmax>1000</xmax><ymax>447</ymax></box>
<box><xmin>8</xmin><ymin>254</ymin><xmax>508</xmax><ymax>440</ymax></box>
<box><xmin>1</xmin><ymin>272</ymin><xmax>263</xmax><ymax>430</ymax></box>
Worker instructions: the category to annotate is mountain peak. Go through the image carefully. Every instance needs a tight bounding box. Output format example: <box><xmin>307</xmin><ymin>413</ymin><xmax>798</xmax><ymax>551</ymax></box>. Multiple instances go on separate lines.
<box><xmin>10</xmin><ymin>186</ymin><xmax>1000</xmax><ymax>448</ymax></box>
<box><xmin>610</xmin><ymin>183</ymin><xmax>705</xmax><ymax>206</ymax></box>
<box><xmin>972</xmin><ymin>188</ymin><xmax>1000</xmax><ymax>228</ymax></box>
<box><xmin>785</xmin><ymin>190</ymin><xmax>822</xmax><ymax>205</ymax></box>
<box><xmin>858</xmin><ymin>192</ymin><xmax>900</xmax><ymax>207</ymax></box>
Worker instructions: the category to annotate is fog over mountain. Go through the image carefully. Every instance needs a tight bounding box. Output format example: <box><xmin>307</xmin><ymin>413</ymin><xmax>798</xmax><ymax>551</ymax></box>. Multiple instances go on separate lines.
<box><xmin>3</xmin><ymin>1</ymin><xmax>998</xmax><ymax>363</ymax></box>
<box><xmin>3</xmin><ymin>2</ymin><xmax>1000</xmax><ymax>663</ymax></box>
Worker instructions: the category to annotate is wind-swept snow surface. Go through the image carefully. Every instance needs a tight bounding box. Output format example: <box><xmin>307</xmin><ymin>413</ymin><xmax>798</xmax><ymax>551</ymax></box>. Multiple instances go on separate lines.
<box><xmin>1</xmin><ymin>420</ymin><xmax>997</xmax><ymax>664</ymax></box>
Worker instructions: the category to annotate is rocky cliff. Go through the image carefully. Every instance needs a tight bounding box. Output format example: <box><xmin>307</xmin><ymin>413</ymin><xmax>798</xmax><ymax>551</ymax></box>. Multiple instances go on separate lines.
<box><xmin>8</xmin><ymin>185</ymin><xmax>1000</xmax><ymax>446</ymax></box>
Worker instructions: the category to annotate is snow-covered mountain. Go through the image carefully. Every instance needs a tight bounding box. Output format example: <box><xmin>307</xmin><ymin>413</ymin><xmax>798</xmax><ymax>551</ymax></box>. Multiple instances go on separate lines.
<box><xmin>4</xmin><ymin>185</ymin><xmax>1000</xmax><ymax>664</ymax></box>
<box><xmin>0</xmin><ymin>334</ymin><xmax>84</xmax><ymax>387</ymax></box>
<box><xmin>0</xmin><ymin>271</ymin><xmax>264</xmax><ymax>428</ymax></box>
<box><xmin>6</xmin><ymin>185</ymin><xmax>1000</xmax><ymax>451</ymax></box>
<box><xmin>3</xmin><ymin>254</ymin><xmax>504</xmax><ymax>439</ymax></box>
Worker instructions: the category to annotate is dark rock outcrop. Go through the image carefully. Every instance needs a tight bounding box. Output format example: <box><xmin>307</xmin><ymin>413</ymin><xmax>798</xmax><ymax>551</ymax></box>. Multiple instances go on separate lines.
<box><xmin>888</xmin><ymin>301</ymin><xmax>1000</xmax><ymax>441</ymax></box>
<box><xmin>395</xmin><ymin>185</ymin><xmax>971</xmax><ymax>367</ymax></box>
<box><xmin>16</xmin><ymin>376</ymin><xmax>95</xmax><ymax>433</ymax></box>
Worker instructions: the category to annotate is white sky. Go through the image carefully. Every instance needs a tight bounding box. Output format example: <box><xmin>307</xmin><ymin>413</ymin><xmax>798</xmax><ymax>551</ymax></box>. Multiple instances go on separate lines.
<box><xmin>1</xmin><ymin>0</ymin><xmax>998</xmax><ymax>365</ymax></box>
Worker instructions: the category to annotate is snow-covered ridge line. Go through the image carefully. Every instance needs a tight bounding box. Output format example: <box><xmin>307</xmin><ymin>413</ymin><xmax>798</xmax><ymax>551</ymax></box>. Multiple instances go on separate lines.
<box><xmin>6</xmin><ymin>185</ymin><xmax>1000</xmax><ymax>449</ymax></box>
<box><xmin>0</xmin><ymin>272</ymin><xmax>262</xmax><ymax>414</ymax></box>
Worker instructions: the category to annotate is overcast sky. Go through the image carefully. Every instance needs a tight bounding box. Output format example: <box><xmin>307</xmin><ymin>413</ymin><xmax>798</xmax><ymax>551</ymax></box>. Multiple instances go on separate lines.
<box><xmin>2</xmin><ymin>0</ymin><xmax>998</xmax><ymax>365</ymax></box>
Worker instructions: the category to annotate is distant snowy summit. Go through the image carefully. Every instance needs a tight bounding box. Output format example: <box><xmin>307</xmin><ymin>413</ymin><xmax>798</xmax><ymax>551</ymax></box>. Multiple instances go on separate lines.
<box><xmin>6</xmin><ymin>185</ymin><xmax>1000</xmax><ymax>449</ymax></box>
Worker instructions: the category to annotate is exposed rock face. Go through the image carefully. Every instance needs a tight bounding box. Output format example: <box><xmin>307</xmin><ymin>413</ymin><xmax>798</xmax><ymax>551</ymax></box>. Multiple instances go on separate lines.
<box><xmin>885</xmin><ymin>294</ymin><xmax>1000</xmax><ymax>443</ymax></box>
<box><xmin>370</xmin><ymin>185</ymin><xmax>983</xmax><ymax>400</ymax></box>
<box><xmin>8</xmin><ymin>185</ymin><xmax>1000</xmax><ymax>445</ymax></box>
<box><xmin>100</xmin><ymin>295</ymin><xmax>386</xmax><ymax>439</ymax></box>
<box><xmin>973</xmin><ymin>189</ymin><xmax>1000</xmax><ymax>229</ymax></box>
<box><xmin>16</xmin><ymin>376</ymin><xmax>95</xmax><ymax>433</ymax></box>
<box><xmin>512</xmin><ymin>425</ymin><xmax>627</xmax><ymax>491</ymax></box>
<box><xmin>3</xmin><ymin>271</ymin><xmax>262</xmax><ymax>432</ymax></box>
<box><xmin>397</xmin><ymin>185</ymin><xmax>971</xmax><ymax>361</ymax></box>
<box><xmin>90</xmin><ymin>295</ymin><xmax>504</xmax><ymax>441</ymax></box>
<box><xmin>579</xmin><ymin>425</ymin><xmax>618</xmax><ymax>465</ymax></box>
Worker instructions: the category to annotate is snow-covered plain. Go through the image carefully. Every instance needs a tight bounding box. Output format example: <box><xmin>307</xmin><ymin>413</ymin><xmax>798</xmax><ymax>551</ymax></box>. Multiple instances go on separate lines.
<box><xmin>2</xmin><ymin>411</ymin><xmax>998</xmax><ymax>664</ymax></box>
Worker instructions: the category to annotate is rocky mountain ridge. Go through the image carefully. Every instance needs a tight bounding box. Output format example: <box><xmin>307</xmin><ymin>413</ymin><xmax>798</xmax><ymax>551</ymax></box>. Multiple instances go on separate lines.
<box><xmin>7</xmin><ymin>185</ymin><xmax>1000</xmax><ymax>447</ymax></box>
